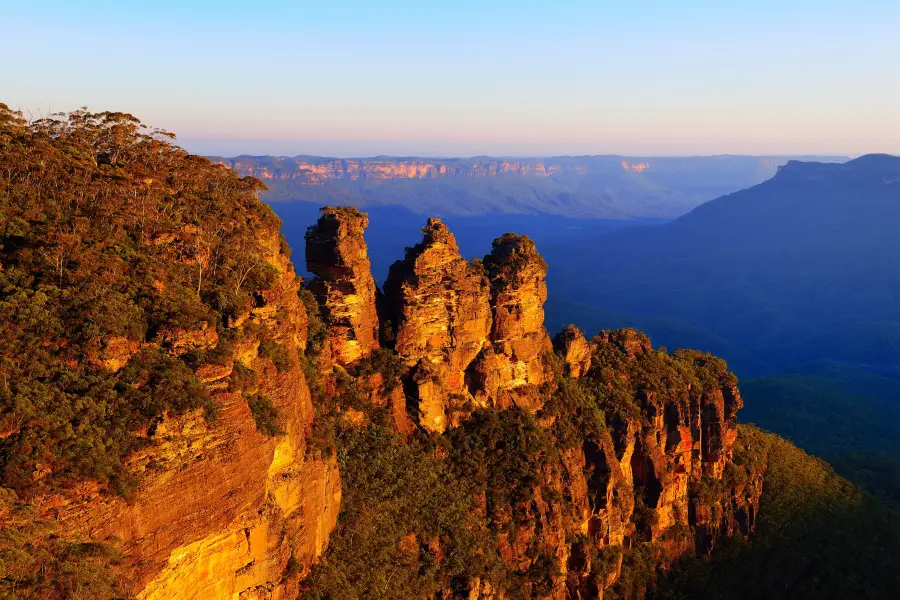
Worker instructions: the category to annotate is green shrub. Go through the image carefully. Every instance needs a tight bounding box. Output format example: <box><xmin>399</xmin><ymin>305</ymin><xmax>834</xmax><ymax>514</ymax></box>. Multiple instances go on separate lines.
<box><xmin>258</xmin><ymin>337</ymin><xmax>291</xmax><ymax>372</ymax></box>
<box><xmin>246</xmin><ymin>394</ymin><xmax>282</xmax><ymax>436</ymax></box>
<box><xmin>0</xmin><ymin>105</ymin><xmax>286</xmax><ymax>496</ymax></box>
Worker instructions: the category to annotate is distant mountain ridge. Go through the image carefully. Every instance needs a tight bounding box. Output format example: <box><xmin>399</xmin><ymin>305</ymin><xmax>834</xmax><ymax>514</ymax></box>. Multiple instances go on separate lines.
<box><xmin>551</xmin><ymin>153</ymin><xmax>900</xmax><ymax>375</ymax></box>
<box><xmin>209</xmin><ymin>153</ymin><xmax>846</xmax><ymax>218</ymax></box>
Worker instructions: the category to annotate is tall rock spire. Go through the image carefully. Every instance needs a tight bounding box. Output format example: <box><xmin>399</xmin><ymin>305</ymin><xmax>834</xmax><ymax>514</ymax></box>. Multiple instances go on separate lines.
<box><xmin>305</xmin><ymin>206</ymin><xmax>380</xmax><ymax>367</ymax></box>
<box><xmin>471</xmin><ymin>233</ymin><xmax>554</xmax><ymax>412</ymax></box>
<box><xmin>384</xmin><ymin>218</ymin><xmax>492</xmax><ymax>432</ymax></box>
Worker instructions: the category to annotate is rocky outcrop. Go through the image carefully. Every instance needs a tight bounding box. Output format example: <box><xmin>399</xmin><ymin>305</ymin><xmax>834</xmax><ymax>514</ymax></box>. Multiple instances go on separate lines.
<box><xmin>561</xmin><ymin>331</ymin><xmax>758</xmax><ymax>597</ymax></box>
<box><xmin>378</xmin><ymin>222</ymin><xmax>555</xmax><ymax>432</ymax></box>
<box><xmin>454</xmin><ymin>329</ymin><xmax>761</xmax><ymax>600</ymax></box>
<box><xmin>41</xmin><ymin>226</ymin><xmax>340</xmax><ymax>599</ymax></box>
<box><xmin>470</xmin><ymin>234</ymin><xmax>554</xmax><ymax>412</ymax></box>
<box><xmin>305</xmin><ymin>207</ymin><xmax>380</xmax><ymax>367</ymax></box>
<box><xmin>384</xmin><ymin>218</ymin><xmax>492</xmax><ymax>432</ymax></box>
<box><xmin>553</xmin><ymin>325</ymin><xmax>593</xmax><ymax>378</ymax></box>
<box><xmin>63</xmin><ymin>209</ymin><xmax>754</xmax><ymax>600</ymax></box>
<box><xmin>295</xmin><ymin>209</ymin><xmax>760</xmax><ymax>599</ymax></box>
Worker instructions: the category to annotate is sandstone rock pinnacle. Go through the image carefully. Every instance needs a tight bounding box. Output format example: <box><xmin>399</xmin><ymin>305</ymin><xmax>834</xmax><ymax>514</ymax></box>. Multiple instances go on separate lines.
<box><xmin>471</xmin><ymin>233</ymin><xmax>554</xmax><ymax>412</ymax></box>
<box><xmin>305</xmin><ymin>206</ymin><xmax>380</xmax><ymax>367</ymax></box>
<box><xmin>384</xmin><ymin>218</ymin><xmax>492</xmax><ymax>432</ymax></box>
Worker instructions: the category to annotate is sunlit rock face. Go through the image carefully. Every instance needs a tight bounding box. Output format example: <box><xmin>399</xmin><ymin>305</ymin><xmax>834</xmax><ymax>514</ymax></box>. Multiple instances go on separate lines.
<box><xmin>481</xmin><ymin>329</ymin><xmax>761</xmax><ymax>600</ymax></box>
<box><xmin>215</xmin><ymin>157</ymin><xmax>654</xmax><ymax>184</ymax></box>
<box><xmin>305</xmin><ymin>206</ymin><xmax>380</xmax><ymax>367</ymax></box>
<box><xmin>43</xmin><ymin>226</ymin><xmax>340</xmax><ymax>599</ymax></box>
<box><xmin>380</xmin><ymin>221</ymin><xmax>557</xmax><ymax>432</ymax></box>
<box><xmin>217</xmin><ymin>158</ymin><xmax>573</xmax><ymax>183</ymax></box>
<box><xmin>66</xmin><ymin>205</ymin><xmax>751</xmax><ymax>600</ymax></box>
<box><xmin>553</xmin><ymin>324</ymin><xmax>593</xmax><ymax>379</ymax></box>
<box><xmin>470</xmin><ymin>233</ymin><xmax>554</xmax><ymax>413</ymax></box>
<box><xmin>383</xmin><ymin>218</ymin><xmax>492</xmax><ymax>432</ymax></box>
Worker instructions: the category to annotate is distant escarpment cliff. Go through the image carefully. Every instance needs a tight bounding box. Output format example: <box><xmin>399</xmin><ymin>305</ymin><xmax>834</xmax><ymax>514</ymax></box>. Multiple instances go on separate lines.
<box><xmin>209</xmin><ymin>154</ymin><xmax>846</xmax><ymax>218</ymax></box>
<box><xmin>2</xmin><ymin>105</ymin><xmax>895</xmax><ymax>600</ymax></box>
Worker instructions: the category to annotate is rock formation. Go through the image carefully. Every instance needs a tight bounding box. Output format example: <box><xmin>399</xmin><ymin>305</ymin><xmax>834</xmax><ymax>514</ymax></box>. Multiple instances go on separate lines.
<box><xmin>305</xmin><ymin>206</ymin><xmax>380</xmax><ymax>367</ymax></box>
<box><xmin>41</xmin><ymin>225</ymin><xmax>340</xmax><ymax>600</ymax></box>
<box><xmin>553</xmin><ymin>324</ymin><xmax>593</xmax><ymax>378</ymax></box>
<box><xmin>383</xmin><ymin>218</ymin><xmax>492</xmax><ymax>432</ymax></box>
<box><xmin>84</xmin><ymin>213</ymin><xmax>752</xmax><ymax>599</ymax></box>
<box><xmin>470</xmin><ymin>233</ymin><xmax>554</xmax><ymax>412</ymax></box>
<box><xmin>463</xmin><ymin>329</ymin><xmax>760</xmax><ymax>599</ymax></box>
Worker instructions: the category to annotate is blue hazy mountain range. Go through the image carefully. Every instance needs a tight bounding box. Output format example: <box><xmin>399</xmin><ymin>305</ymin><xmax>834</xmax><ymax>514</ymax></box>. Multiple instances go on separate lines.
<box><xmin>216</xmin><ymin>154</ymin><xmax>846</xmax><ymax>219</ymax></box>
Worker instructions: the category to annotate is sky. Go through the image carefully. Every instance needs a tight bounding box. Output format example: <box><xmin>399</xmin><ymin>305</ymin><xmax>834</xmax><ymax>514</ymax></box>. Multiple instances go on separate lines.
<box><xmin>2</xmin><ymin>0</ymin><xmax>899</xmax><ymax>157</ymax></box>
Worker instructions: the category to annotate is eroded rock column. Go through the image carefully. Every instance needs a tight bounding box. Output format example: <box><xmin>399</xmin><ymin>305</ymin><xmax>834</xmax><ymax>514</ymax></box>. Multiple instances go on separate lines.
<box><xmin>305</xmin><ymin>207</ymin><xmax>380</xmax><ymax>367</ymax></box>
<box><xmin>384</xmin><ymin>218</ymin><xmax>492</xmax><ymax>432</ymax></box>
<box><xmin>471</xmin><ymin>233</ymin><xmax>554</xmax><ymax>412</ymax></box>
<box><xmin>553</xmin><ymin>324</ymin><xmax>593</xmax><ymax>379</ymax></box>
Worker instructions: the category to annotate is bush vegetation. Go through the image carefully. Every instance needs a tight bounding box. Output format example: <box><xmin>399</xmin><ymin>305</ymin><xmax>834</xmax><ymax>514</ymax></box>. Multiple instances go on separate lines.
<box><xmin>0</xmin><ymin>488</ymin><xmax>126</xmax><ymax>599</ymax></box>
<box><xmin>653</xmin><ymin>426</ymin><xmax>900</xmax><ymax>600</ymax></box>
<box><xmin>0</xmin><ymin>104</ymin><xmax>281</xmax><ymax>495</ymax></box>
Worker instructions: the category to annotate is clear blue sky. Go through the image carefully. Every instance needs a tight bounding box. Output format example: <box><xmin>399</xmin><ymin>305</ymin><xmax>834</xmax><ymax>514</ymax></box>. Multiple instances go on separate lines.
<box><xmin>3</xmin><ymin>0</ymin><xmax>898</xmax><ymax>156</ymax></box>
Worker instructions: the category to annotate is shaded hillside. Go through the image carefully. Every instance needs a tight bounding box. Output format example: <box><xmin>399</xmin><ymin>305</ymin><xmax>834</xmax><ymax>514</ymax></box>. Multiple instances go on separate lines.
<box><xmin>739</xmin><ymin>364</ymin><xmax>900</xmax><ymax>508</ymax></box>
<box><xmin>656</xmin><ymin>426</ymin><xmax>900</xmax><ymax>600</ymax></box>
<box><xmin>547</xmin><ymin>155</ymin><xmax>900</xmax><ymax>516</ymax></box>
<box><xmin>211</xmin><ymin>154</ymin><xmax>844</xmax><ymax>218</ymax></box>
<box><xmin>554</xmin><ymin>155</ymin><xmax>900</xmax><ymax>373</ymax></box>
<box><xmin>740</xmin><ymin>366</ymin><xmax>900</xmax><ymax>458</ymax></box>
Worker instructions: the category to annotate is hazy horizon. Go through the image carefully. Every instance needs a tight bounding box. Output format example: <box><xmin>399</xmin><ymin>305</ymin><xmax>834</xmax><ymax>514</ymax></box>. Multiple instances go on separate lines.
<box><xmin>200</xmin><ymin>148</ymin><xmax>855</xmax><ymax>160</ymax></box>
<box><xmin>5</xmin><ymin>0</ymin><xmax>899</xmax><ymax>156</ymax></box>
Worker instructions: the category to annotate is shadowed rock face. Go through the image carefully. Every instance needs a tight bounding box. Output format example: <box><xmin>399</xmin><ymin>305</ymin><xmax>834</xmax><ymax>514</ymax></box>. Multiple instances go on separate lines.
<box><xmin>553</xmin><ymin>324</ymin><xmax>593</xmax><ymax>379</ymax></box>
<box><xmin>305</xmin><ymin>206</ymin><xmax>380</xmax><ymax>367</ymax></box>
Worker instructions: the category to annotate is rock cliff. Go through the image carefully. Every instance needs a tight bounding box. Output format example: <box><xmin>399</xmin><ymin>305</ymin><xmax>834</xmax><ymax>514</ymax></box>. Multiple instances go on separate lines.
<box><xmin>216</xmin><ymin>157</ymin><xmax>573</xmax><ymax>184</ymax></box>
<box><xmin>21</xmin><ymin>202</ymin><xmax>757</xmax><ymax>600</ymax></box>
<box><xmin>39</xmin><ymin>225</ymin><xmax>341</xmax><ymax>599</ymax></box>
<box><xmin>302</xmin><ymin>209</ymin><xmax>761</xmax><ymax>599</ymax></box>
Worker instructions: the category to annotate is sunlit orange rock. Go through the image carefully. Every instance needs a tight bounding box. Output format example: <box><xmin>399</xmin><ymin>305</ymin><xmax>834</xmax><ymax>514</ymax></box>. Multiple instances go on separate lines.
<box><xmin>471</xmin><ymin>233</ymin><xmax>554</xmax><ymax>411</ymax></box>
<box><xmin>305</xmin><ymin>206</ymin><xmax>380</xmax><ymax>367</ymax></box>
<box><xmin>384</xmin><ymin>218</ymin><xmax>492</xmax><ymax>432</ymax></box>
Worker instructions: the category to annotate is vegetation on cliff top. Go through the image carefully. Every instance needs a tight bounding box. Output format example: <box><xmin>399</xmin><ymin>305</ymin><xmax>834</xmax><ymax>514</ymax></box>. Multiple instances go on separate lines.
<box><xmin>302</xmin><ymin>333</ymin><xmax>749</xmax><ymax>599</ymax></box>
<box><xmin>0</xmin><ymin>104</ymin><xmax>279</xmax><ymax>496</ymax></box>
<box><xmin>0</xmin><ymin>488</ymin><xmax>126</xmax><ymax>600</ymax></box>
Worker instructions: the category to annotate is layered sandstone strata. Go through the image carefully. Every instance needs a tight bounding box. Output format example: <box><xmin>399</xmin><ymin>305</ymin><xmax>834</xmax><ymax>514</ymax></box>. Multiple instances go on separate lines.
<box><xmin>43</xmin><ymin>226</ymin><xmax>340</xmax><ymax>600</ymax></box>
<box><xmin>215</xmin><ymin>157</ymin><xmax>656</xmax><ymax>184</ymax></box>
<box><xmin>305</xmin><ymin>206</ymin><xmax>380</xmax><ymax>367</ymax></box>
<box><xmin>470</xmin><ymin>234</ymin><xmax>554</xmax><ymax>412</ymax></box>
<box><xmin>383</xmin><ymin>218</ymin><xmax>492</xmax><ymax>432</ymax></box>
